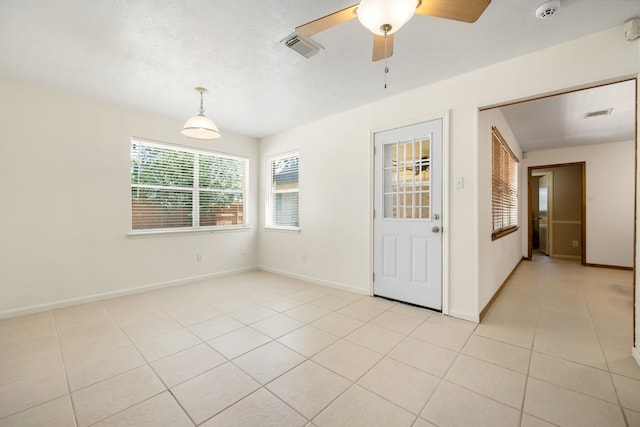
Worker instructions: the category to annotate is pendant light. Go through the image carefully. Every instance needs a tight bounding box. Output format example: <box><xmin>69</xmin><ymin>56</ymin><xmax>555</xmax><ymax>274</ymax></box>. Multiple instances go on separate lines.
<box><xmin>181</xmin><ymin>87</ymin><xmax>220</xmax><ymax>140</ymax></box>
<box><xmin>357</xmin><ymin>0</ymin><xmax>417</xmax><ymax>36</ymax></box>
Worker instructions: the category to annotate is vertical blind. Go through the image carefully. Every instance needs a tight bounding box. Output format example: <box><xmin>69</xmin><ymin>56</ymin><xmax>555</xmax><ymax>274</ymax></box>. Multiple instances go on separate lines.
<box><xmin>131</xmin><ymin>139</ymin><xmax>247</xmax><ymax>231</ymax></box>
<box><xmin>491</xmin><ymin>126</ymin><xmax>519</xmax><ymax>239</ymax></box>
<box><xmin>268</xmin><ymin>152</ymin><xmax>299</xmax><ymax>228</ymax></box>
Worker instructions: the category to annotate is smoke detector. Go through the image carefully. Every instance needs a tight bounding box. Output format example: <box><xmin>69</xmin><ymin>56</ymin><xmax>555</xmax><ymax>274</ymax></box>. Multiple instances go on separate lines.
<box><xmin>536</xmin><ymin>0</ymin><xmax>561</xmax><ymax>19</ymax></box>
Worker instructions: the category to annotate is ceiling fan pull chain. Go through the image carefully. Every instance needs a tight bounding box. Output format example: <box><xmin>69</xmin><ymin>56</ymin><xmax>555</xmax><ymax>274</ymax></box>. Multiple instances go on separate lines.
<box><xmin>383</xmin><ymin>28</ymin><xmax>389</xmax><ymax>89</ymax></box>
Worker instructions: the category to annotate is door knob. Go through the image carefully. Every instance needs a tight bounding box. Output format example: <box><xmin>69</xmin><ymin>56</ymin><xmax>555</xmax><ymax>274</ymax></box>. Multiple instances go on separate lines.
<box><xmin>432</xmin><ymin>226</ymin><xmax>441</xmax><ymax>233</ymax></box>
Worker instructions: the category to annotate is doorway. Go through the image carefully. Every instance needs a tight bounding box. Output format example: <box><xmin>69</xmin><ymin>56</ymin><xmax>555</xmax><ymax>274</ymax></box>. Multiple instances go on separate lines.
<box><xmin>528</xmin><ymin>163</ymin><xmax>586</xmax><ymax>263</ymax></box>
<box><xmin>373</xmin><ymin>119</ymin><xmax>443</xmax><ymax>310</ymax></box>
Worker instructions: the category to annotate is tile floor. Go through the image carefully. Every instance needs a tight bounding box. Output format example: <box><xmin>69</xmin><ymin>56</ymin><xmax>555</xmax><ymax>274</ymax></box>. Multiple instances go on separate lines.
<box><xmin>0</xmin><ymin>256</ymin><xmax>638</xmax><ymax>426</ymax></box>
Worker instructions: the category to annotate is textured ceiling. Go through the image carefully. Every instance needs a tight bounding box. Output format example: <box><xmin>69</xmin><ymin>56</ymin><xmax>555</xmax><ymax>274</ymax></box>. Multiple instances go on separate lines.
<box><xmin>0</xmin><ymin>0</ymin><xmax>638</xmax><ymax>138</ymax></box>
<box><xmin>501</xmin><ymin>79</ymin><xmax>637</xmax><ymax>152</ymax></box>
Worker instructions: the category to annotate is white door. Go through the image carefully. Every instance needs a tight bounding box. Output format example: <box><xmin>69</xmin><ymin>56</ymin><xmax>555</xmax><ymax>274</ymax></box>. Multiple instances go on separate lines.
<box><xmin>373</xmin><ymin>119</ymin><xmax>442</xmax><ymax>310</ymax></box>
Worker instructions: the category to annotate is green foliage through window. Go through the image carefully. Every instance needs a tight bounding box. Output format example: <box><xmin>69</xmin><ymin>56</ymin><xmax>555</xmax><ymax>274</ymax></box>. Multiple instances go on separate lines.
<box><xmin>131</xmin><ymin>139</ymin><xmax>247</xmax><ymax>231</ymax></box>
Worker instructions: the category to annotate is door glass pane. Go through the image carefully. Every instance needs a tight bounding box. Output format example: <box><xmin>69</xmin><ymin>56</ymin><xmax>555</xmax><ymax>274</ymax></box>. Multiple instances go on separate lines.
<box><xmin>383</xmin><ymin>137</ymin><xmax>431</xmax><ymax>220</ymax></box>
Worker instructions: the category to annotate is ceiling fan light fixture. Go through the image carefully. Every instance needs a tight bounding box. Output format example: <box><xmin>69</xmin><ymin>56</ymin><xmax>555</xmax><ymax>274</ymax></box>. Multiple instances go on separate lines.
<box><xmin>357</xmin><ymin>0</ymin><xmax>417</xmax><ymax>35</ymax></box>
<box><xmin>182</xmin><ymin>87</ymin><xmax>221</xmax><ymax>140</ymax></box>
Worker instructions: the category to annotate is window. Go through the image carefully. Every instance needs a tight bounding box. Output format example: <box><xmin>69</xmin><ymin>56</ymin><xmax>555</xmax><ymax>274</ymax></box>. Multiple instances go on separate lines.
<box><xmin>266</xmin><ymin>152</ymin><xmax>299</xmax><ymax>228</ymax></box>
<box><xmin>491</xmin><ymin>126</ymin><xmax>519</xmax><ymax>240</ymax></box>
<box><xmin>131</xmin><ymin>139</ymin><xmax>247</xmax><ymax>232</ymax></box>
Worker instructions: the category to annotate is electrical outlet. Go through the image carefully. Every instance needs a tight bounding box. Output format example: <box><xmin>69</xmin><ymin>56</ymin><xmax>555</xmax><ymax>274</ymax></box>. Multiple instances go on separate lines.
<box><xmin>196</xmin><ymin>253</ymin><xmax>202</xmax><ymax>262</ymax></box>
<box><xmin>572</xmin><ymin>240</ymin><xmax>579</xmax><ymax>247</ymax></box>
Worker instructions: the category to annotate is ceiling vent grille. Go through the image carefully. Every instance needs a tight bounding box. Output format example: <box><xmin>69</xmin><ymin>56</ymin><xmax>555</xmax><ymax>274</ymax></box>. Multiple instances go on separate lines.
<box><xmin>584</xmin><ymin>108</ymin><xmax>613</xmax><ymax>118</ymax></box>
<box><xmin>281</xmin><ymin>32</ymin><xmax>324</xmax><ymax>58</ymax></box>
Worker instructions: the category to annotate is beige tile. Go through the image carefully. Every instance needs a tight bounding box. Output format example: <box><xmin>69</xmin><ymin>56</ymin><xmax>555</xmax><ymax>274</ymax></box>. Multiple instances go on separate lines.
<box><xmin>358</xmin><ymin>357</ymin><xmax>439</xmax><ymax>414</ymax></box>
<box><xmin>110</xmin><ymin>307</ymin><xmax>167</xmax><ymax>330</ymax></box>
<box><xmin>188</xmin><ymin>315</ymin><xmax>244</xmax><ymax>341</ymax></box>
<box><xmin>122</xmin><ymin>315</ymin><xmax>183</xmax><ymax>343</ymax></box>
<box><xmin>461</xmin><ymin>334</ymin><xmax>531</xmax><ymax>374</ymax></box>
<box><xmin>267</xmin><ymin>361</ymin><xmax>351</xmax><ymax>419</ymax></box>
<box><xmin>388</xmin><ymin>337</ymin><xmax>457</xmax><ymax>378</ymax></box>
<box><xmin>445</xmin><ymin>354</ymin><xmax>526</xmax><ymax>409</ymax></box>
<box><xmin>93</xmin><ymin>392</ymin><xmax>193</xmax><ymax>427</ymax></box>
<box><xmin>285</xmin><ymin>303</ymin><xmax>332</xmax><ymax>323</ymax></box>
<box><xmin>421</xmin><ymin>381</ymin><xmax>521</xmax><ymax>427</ymax></box>
<box><xmin>612</xmin><ymin>373</ymin><xmax>640</xmax><ymax>412</ymax></box>
<box><xmin>337</xmin><ymin>298</ymin><xmax>394</xmax><ymax>322</ymax></box>
<box><xmin>529</xmin><ymin>351</ymin><xmax>617</xmax><ymax>403</ymax></box>
<box><xmin>411</xmin><ymin>322</ymin><xmax>471</xmax><ymax>352</ymax></box>
<box><xmin>413</xmin><ymin>418</ymin><xmax>438</xmax><ymax>427</ymax></box>
<box><xmin>312</xmin><ymin>339</ymin><xmax>382</xmax><ymax>381</ymax></box>
<box><xmin>172</xmin><ymin>362</ymin><xmax>260</xmax><ymax>424</ymax></box>
<box><xmin>0</xmin><ymin>347</ymin><xmax>62</xmax><ymax>387</ymax></box>
<box><xmin>521</xmin><ymin>413</ymin><xmax>557</xmax><ymax>427</ymax></box>
<box><xmin>60</xmin><ymin>328</ymin><xmax>132</xmax><ymax>363</ymax></box>
<box><xmin>202</xmin><ymin>388</ymin><xmax>306</xmax><ymax>427</ymax></box>
<box><xmin>151</xmin><ymin>343</ymin><xmax>226</xmax><ymax>387</ymax></box>
<box><xmin>625</xmin><ymin>408</ymin><xmax>640</xmax><ymax>427</ymax></box>
<box><xmin>164</xmin><ymin>301</ymin><xmax>222</xmax><ymax>327</ymax></box>
<box><xmin>290</xmin><ymin>287</ymin><xmax>330</xmax><ymax>303</ymax></box>
<box><xmin>0</xmin><ymin>395</ymin><xmax>74</xmax><ymax>427</ymax></box>
<box><xmin>72</xmin><ymin>365</ymin><xmax>166</xmax><ymax>427</ymax></box>
<box><xmin>250</xmin><ymin>313</ymin><xmax>305</xmax><ymax>338</ymax></box>
<box><xmin>369</xmin><ymin>310</ymin><xmax>423</xmax><ymax>335</ymax></box>
<box><xmin>310</xmin><ymin>294</ymin><xmax>354</xmax><ymax>311</ymax></box>
<box><xmin>278</xmin><ymin>325</ymin><xmax>339</xmax><ymax>357</ymax></box>
<box><xmin>344</xmin><ymin>323</ymin><xmax>404</xmax><ymax>354</ymax></box>
<box><xmin>229</xmin><ymin>305</ymin><xmax>277</xmax><ymax>324</ymax></box>
<box><xmin>233</xmin><ymin>341</ymin><xmax>305</xmax><ymax>384</ymax></box>
<box><xmin>314</xmin><ymin>384</ymin><xmax>414</xmax><ymax>427</ymax></box>
<box><xmin>473</xmin><ymin>321</ymin><xmax>535</xmax><ymax>349</ymax></box>
<box><xmin>66</xmin><ymin>345</ymin><xmax>145</xmax><ymax>391</ymax></box>
<box><xmin>209</xmin><ymin>297</ymin><xmax>256</xmax><ymax>314</ymax></box>
<box><xmin>533</xmin><ymin>330</ymin><xmax>607</xmax><ymax>370</ymax></box>
<box><xmin>388</xmin><ymin>303</ymin><xmax>433</xmax><ymax>321</ymax></box>
<box><xmin>523</xmin><ymin>377</ymin><xmax>626</xmax><ymax>427</ymax></box>
<box><xmin>0</xmin><ymin>361</ymin><xmax>68</xmax><ymax>419</ymax></box>
<box><xmin>260</xmin><ymin>296</ymin><xmax>305</xmax><ymax>312</ymax></box>
<box><xmin>135</xmin><ymin>329</ymin><xmax>200</xmax><ymax>362</ymax></box>
<box><xmin>426</xmin><ymin>313</ymin><xmax>477</xmax><ymax>332</ymax></box>
<box><xmin>311</xmin><ymin>312</ymin><xmax>364</xmax><ymax>337</ymax></box>
<box><xmin>206</xmin><ymin>327</ymin><xmax>271</xmax><ymax>359</ymax></box>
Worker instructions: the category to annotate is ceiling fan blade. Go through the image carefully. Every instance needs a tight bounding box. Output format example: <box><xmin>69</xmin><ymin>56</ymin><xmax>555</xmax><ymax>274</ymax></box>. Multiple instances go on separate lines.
<box><xmin>415</xmin><ymin>0</ymin><xmax>491</xmax><ymax>23</ymax></box>
<box><xmin>295</xmin><ymin>4</ymin><xmax>359</xmax><ymax>37</ymax></box>
<box><xmin>372</xmin><ymin>34</ymin><xmax>394</xmax><ymax>62</ymax></box>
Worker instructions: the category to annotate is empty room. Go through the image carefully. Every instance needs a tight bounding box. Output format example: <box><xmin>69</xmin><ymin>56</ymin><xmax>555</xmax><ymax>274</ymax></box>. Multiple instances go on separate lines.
<box><xmin>1</xmin><ymin>1</ymin><xmax>640</xmax><ymax>426</ymax></box>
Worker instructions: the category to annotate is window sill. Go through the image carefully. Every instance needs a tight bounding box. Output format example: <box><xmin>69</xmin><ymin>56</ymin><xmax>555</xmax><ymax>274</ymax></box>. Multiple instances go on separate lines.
<box><xmin>491</xmin><ymin>226</ymin><xmax>519</xmax><ymax>241</ymax></box>
<box><xmin>263</xmin><ymin>226</ymin><xmax>300</xmax><ymax>233</ymax></box>
<box><xmin>128</xmin><ymin>225</ymin><xmax>250</xmax><ymax>238</ymax></box>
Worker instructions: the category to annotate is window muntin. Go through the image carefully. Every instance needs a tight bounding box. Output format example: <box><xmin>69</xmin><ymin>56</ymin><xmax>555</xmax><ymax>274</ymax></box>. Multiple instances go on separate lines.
<box><xmin>491</xmin><ymin>126</ymin><xmax>519</xmax><ymax>240</ymax></box>
<box><xmin>383</xmin><ymin>138</ymin><xmax>431</xmax><ymax>220</ymax></box>
<box><xmin>131</xmin><ymin>139</ymin><xmax>247</xmax><ymax>231</ymax></box>
<box><xmin>266</xmin><ymin>152</ymin><xmax>299</xmax><ymax>228</ymax></box>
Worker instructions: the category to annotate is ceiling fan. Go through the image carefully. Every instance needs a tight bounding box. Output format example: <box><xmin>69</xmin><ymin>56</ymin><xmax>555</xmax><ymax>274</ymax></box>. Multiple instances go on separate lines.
<box><xmin>295</xmin><ymin>0</ymin><xmax>491</xmax><ymax>62</ymax></box>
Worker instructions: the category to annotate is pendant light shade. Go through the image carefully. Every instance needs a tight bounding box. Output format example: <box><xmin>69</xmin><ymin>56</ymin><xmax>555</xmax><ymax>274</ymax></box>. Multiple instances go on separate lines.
<box><xmin>182</xmin><ymin>87</ymin><xmax>220</xmax><ymax>140</ymax></box>
<box><xmin>357</xmin><ymin>0</ymin><xmax>417</xmax><ymax>35</ymax></box>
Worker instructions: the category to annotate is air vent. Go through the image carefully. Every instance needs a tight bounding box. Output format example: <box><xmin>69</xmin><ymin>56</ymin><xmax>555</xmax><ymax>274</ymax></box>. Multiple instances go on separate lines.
<box><xmin>281</xmin><ymin>32</ymin><xmax>324</xmax><ymax>58</ymax></box>
<box><xmin>584</xmin><ymin>108</ymin><xmax>613</xmax><ymax>118</ymax></box>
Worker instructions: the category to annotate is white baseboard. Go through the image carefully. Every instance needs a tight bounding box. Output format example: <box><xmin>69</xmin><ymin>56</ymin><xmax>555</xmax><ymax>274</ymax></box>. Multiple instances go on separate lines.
<box><xmin>0</xmin><ymin>266</ymin><xmax>258</xmax><ymax>319</ymax></box>
<box><xmin>633</xmin><ymin>346</ymin><xmax>640</xmax><ymax>368</ymax></box>
<box><xmin>448</xmin><ymin>309</ymin><xmax>480</xmax><ymax>323</ymax></box>
<box><xmin>258</xmin><ymin>266</ymin><xmax>369</xmax><ymax>296</ymax></box>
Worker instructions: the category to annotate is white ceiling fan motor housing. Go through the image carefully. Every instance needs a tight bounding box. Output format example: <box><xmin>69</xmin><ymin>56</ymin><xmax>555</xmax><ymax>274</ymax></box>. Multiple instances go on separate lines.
<box><xmin>536</xmin><ymin>0</ymin><xmax>561</xmax><ymax>19</ymax></box>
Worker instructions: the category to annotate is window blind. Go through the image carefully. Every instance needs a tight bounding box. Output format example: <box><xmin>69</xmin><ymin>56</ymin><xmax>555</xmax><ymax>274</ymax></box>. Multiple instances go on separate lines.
<box><xmin>491</xmin><ymin>127</ymin><xmax>519</xmax><ymax>240</ymax></box>
<box><xmin>131</xmin><ymin>139</ymin><xmax>247</xmax><ymax>231</ymax></box>
<box><xmin>268</xmin><ymin>152</ymin><xmax>299</xmax><ymax>228</ymax></box>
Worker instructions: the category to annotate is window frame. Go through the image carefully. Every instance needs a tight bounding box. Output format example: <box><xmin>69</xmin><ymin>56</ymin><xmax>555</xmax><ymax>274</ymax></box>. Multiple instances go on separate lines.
<box><xmin>491</xmin><ymin>126</ymin><xmax>519</xmax><ymax>241</ymax></box>
<box><xmin>130</xmin><ymin>138</ymin><xmax>249</xmax><ymax>235</ymax></box>
<box><xmin>265</xmin><ymin>151</ymin><xmax>300</xmax><ymax>231</ymax></box>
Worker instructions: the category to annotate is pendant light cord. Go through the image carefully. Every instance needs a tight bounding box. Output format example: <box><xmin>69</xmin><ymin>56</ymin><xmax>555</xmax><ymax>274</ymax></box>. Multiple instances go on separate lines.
<box><xmin>384</xmin><ymin>29</ymin><xmax>389</xmax><ymax>89</ymax></box>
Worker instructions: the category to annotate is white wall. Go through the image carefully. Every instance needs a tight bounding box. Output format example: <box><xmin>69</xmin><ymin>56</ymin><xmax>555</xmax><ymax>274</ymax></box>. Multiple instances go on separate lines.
<box><xmin>0</xmin><ymin>77</ymin><xmax>260</xmax><ymax>318</ymax></box>
<box><xmin>259</xmin><ymin>25</ymin><xmax>640</xmax><ymax>322</ymax></box>
<box><xmin>478</xmin><ymin>108</ymin><xmax>523</xmax><ymax>311</ymax></box>
<box><xmin>521</xmin><ymin>140</ymin><xmax>635</xmax><ymax>268</ymax></box>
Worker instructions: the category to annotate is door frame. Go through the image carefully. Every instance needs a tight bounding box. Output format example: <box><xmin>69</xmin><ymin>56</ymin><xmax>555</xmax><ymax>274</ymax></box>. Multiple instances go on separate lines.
<box><xmin>369</xmin><ymin>112</ymin><xmax>450</xmax><ymax>314</ymax></box>
<box><xmin>527</xmin><ymin>162</ymin><xmax>586</xmax><ymax>264</ymax></box>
